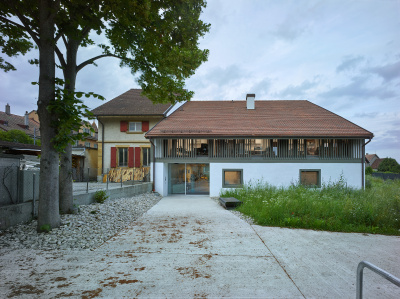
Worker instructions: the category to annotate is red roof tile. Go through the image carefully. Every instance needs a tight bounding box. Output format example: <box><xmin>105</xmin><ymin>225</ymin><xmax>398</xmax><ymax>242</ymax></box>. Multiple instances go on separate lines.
<box><xmin>146</xmin><ymin>100</ymin><xmax>373</xmax><ymax>138</ymax></box>
<box><xmin>0</xmin><ymin>111</ymin><xmax>40</xmax><ymax>137</ymax></box>
<box><xmin>91</xmin><ymin>89</ymin><xmax>172</xmax><ymax>116</ymax></box>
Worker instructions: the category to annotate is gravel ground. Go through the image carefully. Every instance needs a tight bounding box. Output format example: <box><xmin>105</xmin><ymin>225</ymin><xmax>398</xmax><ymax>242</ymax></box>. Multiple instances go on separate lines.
<box><xmin>0</xmin><ymin>192</ymin><xmax>162</xmax><ymax>251</ymax></box>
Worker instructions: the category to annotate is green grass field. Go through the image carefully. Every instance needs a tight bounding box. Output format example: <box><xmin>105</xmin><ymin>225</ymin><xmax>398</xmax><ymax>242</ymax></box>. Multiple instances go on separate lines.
<box><xmin>220</xmin><ymin>175</ymin><xmax>400</xmax><ymax>235</ymax></box>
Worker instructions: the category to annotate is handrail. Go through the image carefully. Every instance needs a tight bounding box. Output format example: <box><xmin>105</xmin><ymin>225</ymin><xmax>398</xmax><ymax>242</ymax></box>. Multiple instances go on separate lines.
<box><xmin>356</xmin><ymin>260</ymin><xmax>400</xmax><ymax>299</ymax></box>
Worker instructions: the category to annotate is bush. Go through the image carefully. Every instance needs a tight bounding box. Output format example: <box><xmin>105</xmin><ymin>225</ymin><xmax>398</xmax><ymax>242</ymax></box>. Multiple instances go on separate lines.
<box><xmin>94</xmin><ymin>190</ymin><xmax>109</xmax><ymax>204</ymax></box>
<box><xmin>365</xmin><ymin>166</ymin><xmax>373</xmax><ymax>175</ymax></box>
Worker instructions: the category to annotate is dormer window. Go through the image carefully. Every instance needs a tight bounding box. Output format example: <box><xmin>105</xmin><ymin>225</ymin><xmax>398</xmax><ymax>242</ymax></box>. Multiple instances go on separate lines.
<box><xmin>129</xmin><ymin>122</ymin><xmax>142</xmax><ymax>132</ymax></box>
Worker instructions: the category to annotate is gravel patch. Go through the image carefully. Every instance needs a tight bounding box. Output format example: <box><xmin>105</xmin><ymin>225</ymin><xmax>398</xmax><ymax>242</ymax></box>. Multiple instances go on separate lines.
<box><xmin>0</xmin><ymin>192</ymin><xmax>162</xmax><ymax>251</ymax></box>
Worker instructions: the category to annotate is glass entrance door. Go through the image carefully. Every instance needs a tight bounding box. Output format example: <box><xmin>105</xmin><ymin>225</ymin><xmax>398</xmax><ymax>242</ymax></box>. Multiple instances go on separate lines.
<box><xmin>169</xmin><ymin>163</ymin><xmax>209</xmax><ymax>195</ymax></box>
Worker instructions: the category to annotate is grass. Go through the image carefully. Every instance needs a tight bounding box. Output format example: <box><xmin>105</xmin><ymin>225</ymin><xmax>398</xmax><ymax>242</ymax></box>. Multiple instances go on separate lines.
<box><xmin>220</xmin><ymin>175</ymin><xmax>400</xmax><ymax>236</ymax></box>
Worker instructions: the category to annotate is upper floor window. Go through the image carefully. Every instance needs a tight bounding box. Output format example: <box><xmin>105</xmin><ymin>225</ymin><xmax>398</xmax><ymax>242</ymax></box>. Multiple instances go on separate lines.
<box><xmin>85</xmin><ymin>142</ymin><xmax>91</xmax><ymax>148</ymax></box>
<box><xmin>129</xmin><ymin>122</ymin><xmax>142</xmax><ymax>132</ymax></box>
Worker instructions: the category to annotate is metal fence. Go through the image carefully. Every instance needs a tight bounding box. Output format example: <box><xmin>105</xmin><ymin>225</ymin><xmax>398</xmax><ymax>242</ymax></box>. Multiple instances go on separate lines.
<box><xmin>371</xmin><ymin>172</ymin><xmax>400</xmax><ymax>180</ymax></box>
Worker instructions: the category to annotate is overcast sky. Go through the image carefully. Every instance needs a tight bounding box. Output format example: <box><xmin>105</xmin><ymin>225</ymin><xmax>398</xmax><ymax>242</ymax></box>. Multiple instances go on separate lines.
<box><xmin>1</xmin><ymin>0</ymin><xmax>399</xmax><ymax>162</ymax></box>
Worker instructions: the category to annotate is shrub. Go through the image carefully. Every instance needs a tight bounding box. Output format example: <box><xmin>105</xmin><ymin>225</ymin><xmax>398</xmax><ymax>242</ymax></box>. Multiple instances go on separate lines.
<box><xmin>94</xmin><ymin>190</ymin><xmax>109</xmax><ymax>204</ymax></box>
<box><xmin>378</xmin><ymin>158</ymin><xmax>400</xmax><ymax>173</ymax></box>
<box><xmin>365</xmin><ymin>166</ymin><xmax>373</xmax><ymax>175</ymax></box>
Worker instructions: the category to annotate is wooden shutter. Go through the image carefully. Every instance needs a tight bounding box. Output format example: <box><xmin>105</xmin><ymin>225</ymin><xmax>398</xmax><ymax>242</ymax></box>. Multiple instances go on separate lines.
<box><xmin>120</xmin><ymin>121</ymin><xmax>128</xmax><ymax>132</ymax></box>
<box><xmin>128</xmin><ymin>147</ymin><xmax>134</xmax><ymax>168</ymax></box>
<box><xmin>134</xmin><ymin>147</ymin><xmax>141</xmax><ymax>168</ymax></box>
<box><xmin>142</xmin><ymin>121</ymin><xmax>149</xmax><ymax>132</ymax></box>
<box><xmin>110</xmin><ymin>147</ymin><xmax>117</xmax><ymax>168</ymax></box>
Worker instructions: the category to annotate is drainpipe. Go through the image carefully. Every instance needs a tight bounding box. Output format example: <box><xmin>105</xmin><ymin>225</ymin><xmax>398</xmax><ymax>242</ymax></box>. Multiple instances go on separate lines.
<box><xmin>362</xmin><ymin>138</ymin><xmax>372</xmax><ymax>189</ymax></box>
<box><xmin>97</xmin><ymin>117</ymin><xmax>105</xmax><ymax>175</ymax></box>
<box><xmin>149</xmin><ymin>138</ymin><xmax>156</xmax><ymax>192</ymax></box>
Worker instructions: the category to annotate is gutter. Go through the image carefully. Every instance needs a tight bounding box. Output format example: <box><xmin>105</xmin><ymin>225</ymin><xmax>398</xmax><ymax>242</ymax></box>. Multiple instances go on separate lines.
<box><xmin>149</xmin><ymin>138</ymin><xmax>156</xmax><ymax>192</ymax></box>
<box><xmin>362</xmin><ymin>137</ymin><xmax>373</xmax><ymax>189</ymax></box>
<box><xmin>97</xmin><ymin>117</ymin><xmax>105</xmax><ymax>175</ymax></box>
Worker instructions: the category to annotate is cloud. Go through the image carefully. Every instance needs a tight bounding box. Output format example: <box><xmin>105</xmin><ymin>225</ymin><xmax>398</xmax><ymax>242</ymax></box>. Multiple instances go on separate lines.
<box><xmin>319</xmin><ymin>76</ymin><xmax>397</xmax><ymax>100</ymax></box>
<box><xmin>366</xmin><ymin>60</ymin><xmax>400</xmax><ymax>82</ymax></box>
<box><xmin>271</xmin><ymin>20</ymin><xmax>308</xmax><ymax>41</ymax></box>
<box><xmin>336</xmin><ymin>55</ymin><xmax>365</xmax><ymax>73</ymax></box>
<box><xmin>250</xmin><ymin>78</ymin><xmax>272</xmax><ymax>97</ymax></box>
<box><xmin>276</xmin><ymin>79</ymin><xmax>319</xmax><ymax>98</ymax></box>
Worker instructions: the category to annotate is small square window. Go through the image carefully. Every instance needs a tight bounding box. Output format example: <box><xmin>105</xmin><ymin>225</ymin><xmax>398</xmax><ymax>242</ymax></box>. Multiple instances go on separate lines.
<box><xmin>223</xmin><ymin>169</ymin><xmax>243</xmax><ymax>188</ymax></box>
<box><xmin>300</xmin><ymin>169</ymin><xmax>321</xmax><ymax>187</ymax></box>
<box><xmin>129</xmin><ymin>122</ymin><xmax>142</xmax><ymax>132</ymax></box>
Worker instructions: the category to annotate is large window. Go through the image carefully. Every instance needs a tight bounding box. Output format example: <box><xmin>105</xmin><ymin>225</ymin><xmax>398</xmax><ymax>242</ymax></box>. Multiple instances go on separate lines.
<box><xmin>118</xmin><ymin>148</ymin><xmax>128</xmax><ymax>167</ymax></box>
<box><xmin>222</xmin><ymin>169</ymin><xmax>243</xmax><ymax>188</ymax></box>
<box><xmin>129</xmin><ymin>122</ymin><xmax>142</xmax><ymax>132</ymax></box>
<box><xmin>142</xmin><ymin>147</ymin><xmax>150</xmax><ymax>167</ymax></box>
<box><xmin>300</xmin><ymin>169</ymin><xmax>321</xmax><ymax>187</ymax></box>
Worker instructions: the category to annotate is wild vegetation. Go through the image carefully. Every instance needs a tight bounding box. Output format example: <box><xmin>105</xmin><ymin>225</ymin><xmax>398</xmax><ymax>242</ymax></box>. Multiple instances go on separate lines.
<box><xmin>221</xmin><ymin>175</ymin><xmax>400</xmax><ymax>236</ymax></box>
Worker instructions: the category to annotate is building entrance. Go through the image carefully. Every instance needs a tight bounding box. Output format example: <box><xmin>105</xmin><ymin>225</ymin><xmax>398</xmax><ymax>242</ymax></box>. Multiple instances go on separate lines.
<box><xmin>169</xmin><ymin>163</ymin><xmax>209</xmax><ymax>195</ymax></box>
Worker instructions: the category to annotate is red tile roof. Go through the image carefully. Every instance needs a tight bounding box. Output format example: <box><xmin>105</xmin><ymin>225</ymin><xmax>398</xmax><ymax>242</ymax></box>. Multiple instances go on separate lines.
<box><xmin>0</xmin><ymin>111</ymin><xmax>40</xmax><ymax>137</ymax></box>
<box><xmin>146</xmin><ymin>100</ymin><xmax>373</xmax><ymax>138</ymax></box>
<box><xmin>371</xmin><ymin>158</ymin><xmax>383</xmax><ymax>170</ymax></box>
<box><xmin>91</xmin><ymin>89</ymin><xmax>172</xmax><ymax>116</ymax></box>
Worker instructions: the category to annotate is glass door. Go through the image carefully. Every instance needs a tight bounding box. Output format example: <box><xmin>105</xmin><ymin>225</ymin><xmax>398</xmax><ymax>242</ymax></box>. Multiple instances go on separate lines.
<box><xmin>168</xmin><ymin>163</ymin><xmax>209</xmax><ymax>195</ymax></box>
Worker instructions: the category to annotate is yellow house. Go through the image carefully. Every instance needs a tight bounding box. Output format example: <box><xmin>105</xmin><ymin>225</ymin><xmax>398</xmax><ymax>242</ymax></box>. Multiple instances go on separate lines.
<box><xmin>91</xmin><ymin>89</ymin><xmax>172</xmax><ymax>183</ymax></box>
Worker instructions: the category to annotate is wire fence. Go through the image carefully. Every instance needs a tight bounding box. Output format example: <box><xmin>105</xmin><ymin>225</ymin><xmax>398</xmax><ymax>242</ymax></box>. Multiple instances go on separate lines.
<box><xmin>0</xmin><ymin>165</ymin><xmax>151</xmax><ymax>207</ymax></box>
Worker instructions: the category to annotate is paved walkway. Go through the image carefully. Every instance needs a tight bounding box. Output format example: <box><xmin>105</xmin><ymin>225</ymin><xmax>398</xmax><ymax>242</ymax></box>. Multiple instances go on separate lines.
<box><xmin>0</xmin><ymin>196</ymin><xmax>399</xmax><ymax>298</ymax></box>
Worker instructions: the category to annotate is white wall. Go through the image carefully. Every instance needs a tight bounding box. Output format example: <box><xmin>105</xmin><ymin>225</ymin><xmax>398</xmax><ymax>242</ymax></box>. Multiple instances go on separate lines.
<box><xmin>210</xmin><ymin>162</ymin><xmax>362</xmax><ymax>197</ymax></box>
<box><xmin>153</xmin><ymin>161</ymin><xmax>362</xmax><ymax>197</ymax></box>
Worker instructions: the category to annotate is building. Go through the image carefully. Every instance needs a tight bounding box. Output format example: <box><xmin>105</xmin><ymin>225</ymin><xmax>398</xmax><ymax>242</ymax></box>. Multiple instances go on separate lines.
<box><xmin>91</xmin><ymin>89</ymin><xmax>172</xmax><ymax>182</ymax></box>
<box><xmin>365</xmin><ymin>153</ymin><xmax>383</xmax><ymax>171</ymax></box>
<box><xmin>0</xmin><ymin>104</ymin><xmax>40</xmax><ymax>142</ymax></box>
<box><xmin>71</xmin><ymin>122</ymin><xmax>99</xmax><ymax>181</ymax></box>
<box><xmin>146</xmin><ymin>94</ymin><xmax>374</xmax><ymax>197</ymax></box>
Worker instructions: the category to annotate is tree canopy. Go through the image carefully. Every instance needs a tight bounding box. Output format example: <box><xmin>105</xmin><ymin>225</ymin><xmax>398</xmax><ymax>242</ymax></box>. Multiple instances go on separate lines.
<box><xmin>0</xmin><ymin>129</ymin><xmax>41</xmax><ymax>145</ymax></box>
<box><xmin>378</xmin><ymin>158</ymin><xmax>400</xmax><ymax>173</ymax></box>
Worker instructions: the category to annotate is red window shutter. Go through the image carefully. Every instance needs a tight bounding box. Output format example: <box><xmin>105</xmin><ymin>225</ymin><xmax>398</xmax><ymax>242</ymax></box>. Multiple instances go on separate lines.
<box><xmin>110</xmin><ymin>147</ymin><xmax>117</xmax><ymax>168</ymax></box>
<box><xmin>142</xmin><ymin>121</ymin><xmax>149</xmax><ymax>132</ymax></box>
<box><xmin>120</xmin><ymin>121</ymin><xmax>128</xmax><ymax>132</ymax></box>
<box><xmin>134</xmin><ymin>147</ymin><xmax>141</xmax><ymax>168</ymax></box>
<box><xmin>128</xmin><ymin>147</ymin><xmax>134</xmax><ymax>168</ymax></box>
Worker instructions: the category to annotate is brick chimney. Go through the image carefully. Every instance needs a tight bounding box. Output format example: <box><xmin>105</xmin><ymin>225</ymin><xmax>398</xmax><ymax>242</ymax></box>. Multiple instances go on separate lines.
<box><xmin>246</xmin><ymin>94</ymin><xmax>255</xmax><ymax>110</ymax></box>
<box><xmin>5</xmin><ymin>103</ymin><xmax>10</xmax><ymax>115</ymax></box>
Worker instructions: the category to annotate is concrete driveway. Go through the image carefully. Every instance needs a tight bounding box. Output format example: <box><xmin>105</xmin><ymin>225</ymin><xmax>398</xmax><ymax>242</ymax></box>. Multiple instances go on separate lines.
<box><xmin>1</xmin><ymin>195</ymin><xmax>399</xmax><ymax>298</ymax></box>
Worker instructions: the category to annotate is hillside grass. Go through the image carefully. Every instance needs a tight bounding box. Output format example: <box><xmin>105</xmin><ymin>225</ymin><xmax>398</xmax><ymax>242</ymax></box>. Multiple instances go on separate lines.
<box><xmin>220</xmin><ymin>175</ymin><xmax>400</xmax><ymax>235</ymax></box>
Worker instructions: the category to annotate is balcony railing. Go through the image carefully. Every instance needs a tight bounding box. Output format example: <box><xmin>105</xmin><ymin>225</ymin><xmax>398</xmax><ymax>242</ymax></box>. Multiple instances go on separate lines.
<box><xmin>156</xmin><ymin>138</ymin><xmax>363</xmax><ymax>160</ymax></box>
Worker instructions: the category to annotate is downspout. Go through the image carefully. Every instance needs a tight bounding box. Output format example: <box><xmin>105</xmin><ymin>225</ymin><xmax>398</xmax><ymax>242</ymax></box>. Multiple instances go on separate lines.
<box><xmin>97</xmin><ymin>117</ymin><xmax>105</xmax><ymax>175</ymax></box>
<box><xmin>362</xmin><ymin>138</ymin><xmax>372</xmax><ymax>189</ymax></box>
<box><xmin>149</xmin><ymin>138</ymin><xmax>156</xmax><ymax>192</ymax></box>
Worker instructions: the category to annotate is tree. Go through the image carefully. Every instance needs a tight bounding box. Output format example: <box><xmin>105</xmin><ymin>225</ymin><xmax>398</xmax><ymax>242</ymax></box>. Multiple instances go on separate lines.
<box><xmin>378</xmin><ymin>158</ymin><xmax>400</xmax><ymax>173</ymax></box>
<box><xmin>0</xmin><ymin>129</ymin><xmax>41</xmax><ymax>145</ymax></box>
<box><xmin>1</xmin><ymin>1</ymin><xmax>210</xmax><ymax>229</ymax></box>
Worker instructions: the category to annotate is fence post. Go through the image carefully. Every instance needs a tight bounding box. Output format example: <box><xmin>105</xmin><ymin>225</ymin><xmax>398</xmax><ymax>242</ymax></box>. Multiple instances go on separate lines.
<box><xmin>86</xmin><ymin>168</ymin><xmax>89</xmax><ymax>193</ymax></box>
<box><xmin>120</xmin><ymin>169</ymin><xmax>123</xmax><ymax>188</ymax></box>
<box><xmin>32</xmin><ymin>173</ymin><xmax>36</xmax><ymax>217</ymax></box>
<box><xmin>106</xmin><ymin>168</ymin><xmax>109</xmax><ymax>190</ymax></box>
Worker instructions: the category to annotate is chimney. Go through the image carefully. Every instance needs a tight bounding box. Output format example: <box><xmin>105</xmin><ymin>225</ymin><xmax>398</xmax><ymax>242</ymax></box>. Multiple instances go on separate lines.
<box><xmin>5</xmin><ymin>103</ymin><xmax>10</xmax><ymax>115</ymax></box>
<box><xmin>246</xmin><ymin>94</ymin><xmax>255</xmax><ymax>110</ymax></box>
<box><xmin>24</xmin><ymin>111</ymin><xmax>29</xmax><ymax>127</ymax></box>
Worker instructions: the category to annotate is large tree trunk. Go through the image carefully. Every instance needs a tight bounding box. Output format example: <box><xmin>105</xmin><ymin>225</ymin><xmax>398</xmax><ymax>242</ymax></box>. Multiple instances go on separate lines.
<box><xmin>59</xmin><ymin>144</ymin><xmax>74</xmax><ymax>213</ymax></box>
<box><xmin>59</xmin><ymin>40</ymin><xmax>79</xmax><ymax>214</ymax></box>
<box><xmin>37</xmin><ymin>0</ymin><xmax>61</xmax><ymax>231</ymax></box>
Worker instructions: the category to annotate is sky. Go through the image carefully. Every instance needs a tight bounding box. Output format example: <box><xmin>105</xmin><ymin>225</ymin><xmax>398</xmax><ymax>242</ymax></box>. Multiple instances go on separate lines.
<box><xmin>1</xmin><ymin>0</ymin><xmax>399</xmax><ymax>162</ymax></box>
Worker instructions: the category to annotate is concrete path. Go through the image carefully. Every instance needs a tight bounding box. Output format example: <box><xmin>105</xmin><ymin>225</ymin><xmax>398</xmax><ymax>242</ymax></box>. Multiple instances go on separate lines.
<box><xmin>0</xmin><ymin>195</ymin><xmax>399</xmax><ymax>298</ymax></box>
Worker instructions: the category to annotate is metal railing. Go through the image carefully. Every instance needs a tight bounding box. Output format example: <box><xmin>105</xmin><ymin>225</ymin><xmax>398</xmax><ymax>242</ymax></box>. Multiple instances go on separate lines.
<box><xmin>356</xmin><ymin>261</ymin><xmax>400</xmax><ymax>299</ymax></box>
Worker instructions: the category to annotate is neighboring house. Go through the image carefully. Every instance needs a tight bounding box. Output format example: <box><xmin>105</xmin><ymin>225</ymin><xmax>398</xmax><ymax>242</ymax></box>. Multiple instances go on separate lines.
<box><xmin>365</xmin><ymin>153</ymin><xmax>382</xmax><ymax>171</ymax></box>
<box><xmin>71</xmin><ymin>122</ymin><xmax>99</xmax><ymax>181</ymax></box>
<box><xmin>0</xmin><ymin>104</ymin><xmax>41</xmax><ymax>141</ymax></box>
<box><xmin>146</xmin><ymin>94</ymin><xmax>374</xmax><ymax>197</ymax></box>
<box><xmin>91</xmin><ymin>89</ymin><xmax>172</xmax><ymax>182</ymax></box>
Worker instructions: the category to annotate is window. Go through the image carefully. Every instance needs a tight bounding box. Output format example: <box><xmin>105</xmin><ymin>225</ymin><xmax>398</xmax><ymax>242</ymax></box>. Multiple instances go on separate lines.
<box><xmin>118</xmin><ymin>148</ymin><xmax>128</xmax><ymax>167</ymax></box>
<box><xmin>300</xmin><ymin>169</ymin><xmax>321</xmax><ymax>187</ymax></box>
<box><xmin>142</xmin><ymin>147</ymin><xmax>150</xmax><ymax>167</ymax></box>
<box><xmin>93</xmin><ymin>143</ymin><xmax>98</xmax><ymax>149</ymax></box>
<box><xmin>129</xmin><ymin>122</ymin><xmax>142</xmax><ymax>132</ymax></box>
<box><xmin>85</xmin><ymin>142</ymin><xmax>91</xmax><ymax>148</ymax></box>
<box><xmin>222</xmin><ymin>169</ymin><xmax>243</xmax><ymax>188</ymax></box>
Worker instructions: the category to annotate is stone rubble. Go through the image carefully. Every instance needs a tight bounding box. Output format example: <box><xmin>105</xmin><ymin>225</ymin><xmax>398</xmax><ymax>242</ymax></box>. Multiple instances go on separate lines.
<box><xmin>0</xmin><ymin>193</ymin><xmax>162</xmax><ymax>251</ymax></box>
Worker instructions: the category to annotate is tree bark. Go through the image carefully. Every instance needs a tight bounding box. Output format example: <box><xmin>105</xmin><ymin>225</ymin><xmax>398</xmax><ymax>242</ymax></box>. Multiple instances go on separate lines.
<box><xmin>59</xmin><ymin>39</ymin><xmax>79</xmax><ymax>214</ymax></box>
<box><xmin>37</xmin><ymin>0</ymin><xmax>61</xmax><ymax>231</ymax></box>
